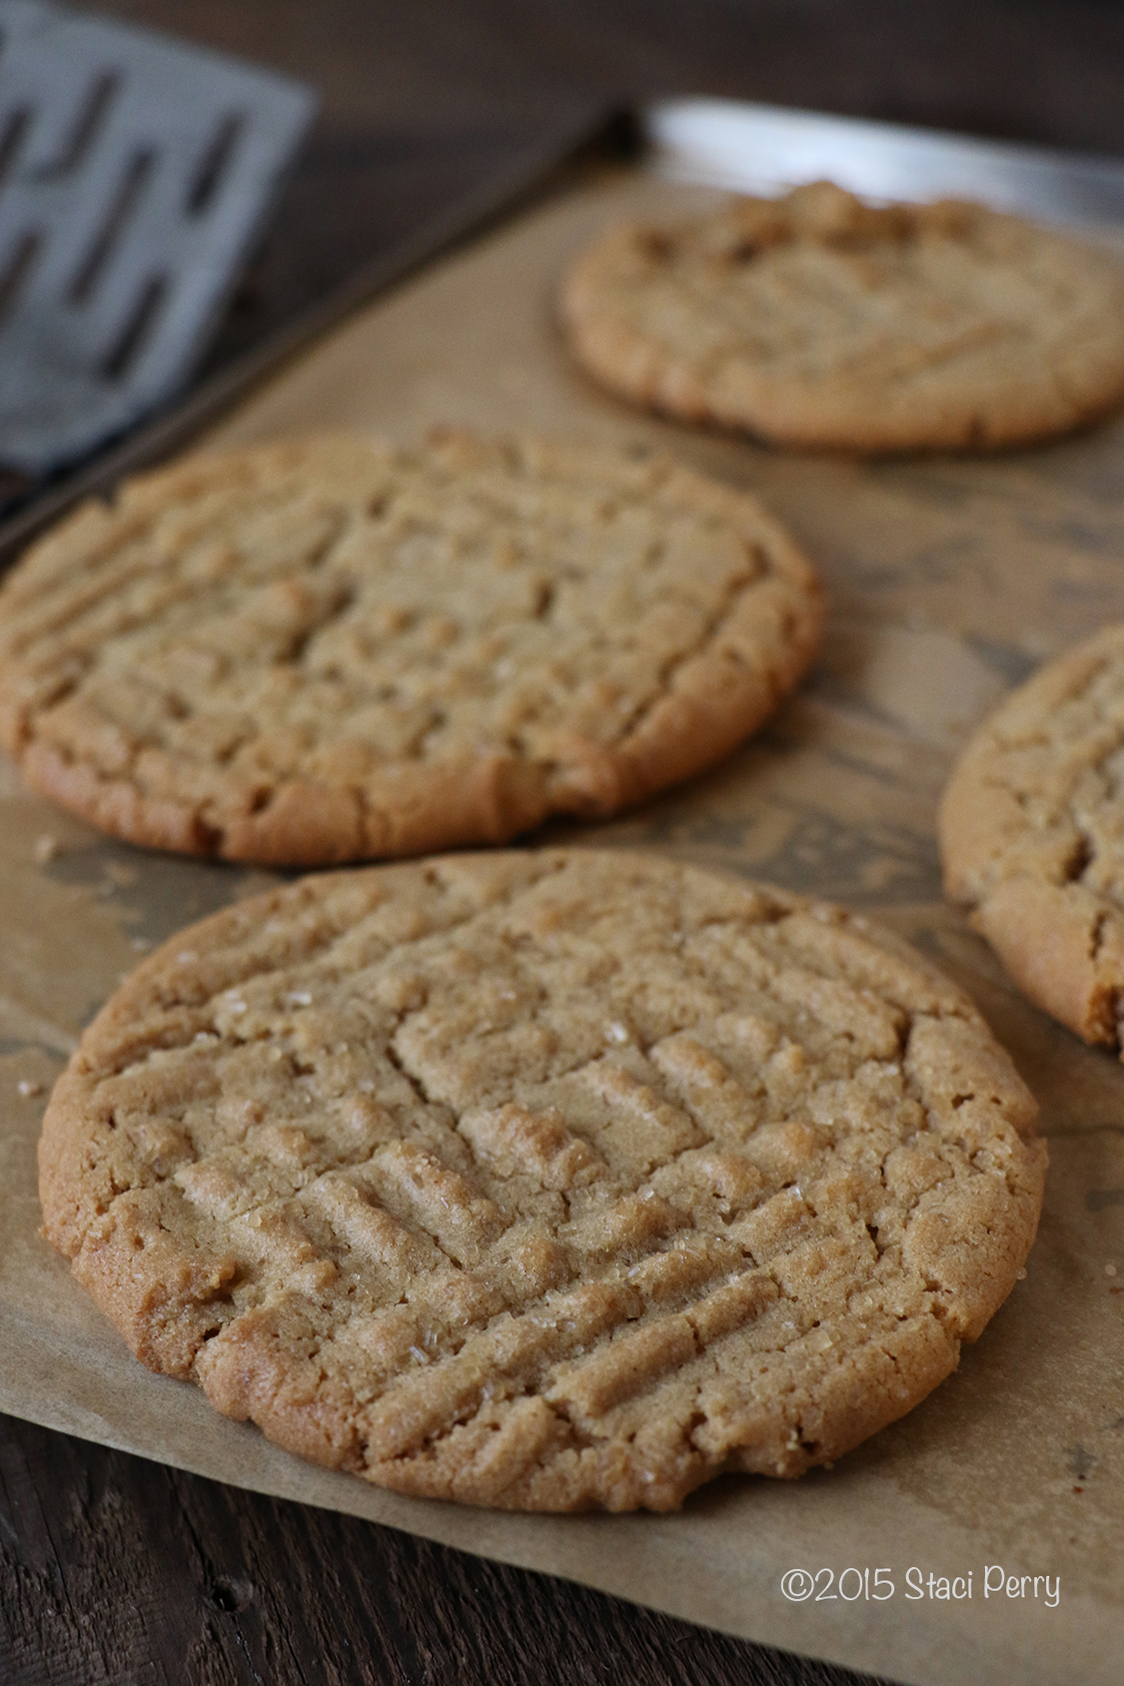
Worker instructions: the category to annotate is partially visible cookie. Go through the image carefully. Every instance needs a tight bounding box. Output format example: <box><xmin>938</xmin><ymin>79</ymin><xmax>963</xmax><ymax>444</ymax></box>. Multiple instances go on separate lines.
<box><xmin>0</xmin><ymin>432</ymin><xmax>822</xmax><ymax>865</ymax></box>
<box><xmin>40</xmin><ymin>849</ymin><xmax>1045</xmax><ymax>1512</ymax></box>
<box><xmin>561</xmin><ymin>181</ymin><xmax>1124</xmax><ymax>453</ymax></box>
<box><xmin>941</xmin><ymin>624</ymin><xmax>1124</xmax><ymax>1051</ymax></box>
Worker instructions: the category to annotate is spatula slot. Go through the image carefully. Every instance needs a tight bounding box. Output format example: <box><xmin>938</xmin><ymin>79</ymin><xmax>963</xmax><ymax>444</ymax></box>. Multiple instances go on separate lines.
<box><xmin>0</xmin><ymin>229</ymin><xmax>39</xmax><ymax>325</ymax></box>
<box><xmin>0</xmin><ymin>107</ymin><xmax>30</xmax><ymax>190</ymax></box>
<box><xmin>102</xmin><ymin>270</ymin><xmax>167</xmax><ymax>379</ymax></box>
<box><xmin>186</xmin><ymin>112</ymin><xmax>244</xmax><ymax>216</ymax></box>
<box><xmin>67</xmin><ymin>146</ymin><xmax>155</xmax><ymax>305</ymax></box>
<box><xmin>34</xmin><ymin>69</ymin><xmax>118</xmax><ymax>181</ymax></box>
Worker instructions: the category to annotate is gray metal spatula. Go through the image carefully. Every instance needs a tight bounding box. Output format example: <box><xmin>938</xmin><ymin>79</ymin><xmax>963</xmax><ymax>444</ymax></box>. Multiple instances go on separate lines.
<box><xmin>0</xmin><ymin>0</ymin><xmax>315</xmax><ymax>475</ymax></box>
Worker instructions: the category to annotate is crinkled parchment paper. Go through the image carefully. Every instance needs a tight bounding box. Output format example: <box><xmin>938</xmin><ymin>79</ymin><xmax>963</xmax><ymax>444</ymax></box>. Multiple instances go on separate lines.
<box><xmin>1</xmin><ymin>170</ymin><xmax>1122</xmax><ymax>1686</ymax></box>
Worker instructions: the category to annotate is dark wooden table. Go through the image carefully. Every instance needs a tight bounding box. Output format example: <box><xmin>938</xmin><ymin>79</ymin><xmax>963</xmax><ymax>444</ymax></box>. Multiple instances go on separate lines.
<box><xmin>4</xmin><ymin>4</ymin><xmax>1123</xmax><ymax>1682</ymax></box>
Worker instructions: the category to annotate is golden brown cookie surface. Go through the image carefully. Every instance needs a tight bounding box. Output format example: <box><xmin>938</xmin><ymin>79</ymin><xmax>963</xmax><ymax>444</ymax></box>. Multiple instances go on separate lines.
<box><xmin>0</xmin><ymin>433</ymin><xmax>822</xmax><ymax>865</ymax></box>
<box><xmin>561</xmin><ymin>182</ymin><xmax>1124</xmax><ymax>452</ymax></box>
<box><xmin>941</xmin><ymin>624</ymin><xmax>1124</xmax><ymax>1050</ymax></box>
<box><xmin>40</xmin><ymin>849</ymin><xmax>1045</xmax><ymax>1511</ymax></box>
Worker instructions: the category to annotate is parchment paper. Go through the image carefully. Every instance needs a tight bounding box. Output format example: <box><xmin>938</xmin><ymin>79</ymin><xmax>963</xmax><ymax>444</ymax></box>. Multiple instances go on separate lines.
<box><xmin>2</xmin><ymin>168</ymin><xmax>1122</xmax><ymax>1686</ymax></box>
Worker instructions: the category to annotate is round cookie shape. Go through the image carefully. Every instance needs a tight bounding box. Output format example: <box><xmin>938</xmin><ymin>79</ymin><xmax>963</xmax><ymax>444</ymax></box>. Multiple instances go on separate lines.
<box><xmin>40</xmin><ymin>849</ymin><xmax>1045</xmax><ymax>1512</ymax></box>
<box><xmin>0</xmin><ymin>432</ymin><xmax>822</xmax><ymax>865</ymax></box>
<box><xmin>941</xmin><ymin>623</ymin><xmax>1124</xmax><ymax>1051</ymax></box>
<box><xmin>561</xmin><ymin>181</ymin><xmax>1124</xmax><ymax>453</ymax></box>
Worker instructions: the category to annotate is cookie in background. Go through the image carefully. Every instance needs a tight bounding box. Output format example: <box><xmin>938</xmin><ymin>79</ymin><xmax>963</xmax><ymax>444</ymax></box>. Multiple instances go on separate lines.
<box><xmin>941</xmin><ymin>623</ymin><xmax>1124</xmax><ymax>1054</ymax></box>
<box><xmin>561</xmin><ymin>181</ymin><xmax>1124</xmax><ymax>453</ymax></box>
<box><xmin>0</xmin><ymin>431</ymin><xmax>822</xmax><ymax>865</ymax></box>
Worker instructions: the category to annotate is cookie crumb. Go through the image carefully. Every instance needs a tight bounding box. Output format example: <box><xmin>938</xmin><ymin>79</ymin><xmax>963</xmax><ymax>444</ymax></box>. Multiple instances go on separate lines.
<box><xmin>17</xmin><ymin>1079</ymin><xmax>43</xmax><ymax>1098</ymax></box>
<box><xmin>33</xmin><ymin>834</ymin><xmax>59</xmax><ymax>865</ymax></box>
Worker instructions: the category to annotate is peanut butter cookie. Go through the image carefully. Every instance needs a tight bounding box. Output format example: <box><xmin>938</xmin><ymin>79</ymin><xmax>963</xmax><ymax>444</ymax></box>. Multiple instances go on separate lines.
<box><xmin>0</xmin><ymin>432</ymin><xmax>822</xmax><ymax>864</ymax></box>
<box><xmin>941</xmin><ymin>623</ymin><xmax>1124</xmax><ymax>1051</ymax></box>
<box><xmin>561</xmin><ymin>182</ymin><xmax>1124</xmax><ymax>452</ymax></box>
<box><xmin>40</xmin><ymin>849</ymin><xmax>1045</xmax><ymax>1511</ymax></box>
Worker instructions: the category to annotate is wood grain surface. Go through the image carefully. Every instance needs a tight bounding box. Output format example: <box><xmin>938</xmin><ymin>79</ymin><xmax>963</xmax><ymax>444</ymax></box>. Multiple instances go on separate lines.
<box><xmin>4</xmin><ymin>3</ymin><xmax>1122</xmax><ymax>1682</ymax></box>
<box><xmin>1</xmin><ymin>1412</ymin><xmax>897</xmax><ymax>1686</ymax></box>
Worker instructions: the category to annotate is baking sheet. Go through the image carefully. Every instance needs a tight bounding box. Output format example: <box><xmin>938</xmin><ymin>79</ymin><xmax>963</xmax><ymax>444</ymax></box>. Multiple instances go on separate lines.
<box><xmin>646</xmin><ymin>96</ymin><xmax>1124</xmax><ymax>225</ymax></box>
<box><xmin>1</xmin><ymin>161</ymin><xmax>1123</xmax><ymax>1686</ymax></box>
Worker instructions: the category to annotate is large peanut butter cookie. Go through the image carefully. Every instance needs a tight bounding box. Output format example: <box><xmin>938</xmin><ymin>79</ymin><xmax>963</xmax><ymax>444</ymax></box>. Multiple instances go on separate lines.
<box><xmin>40</xmin><ymin>849</ymin><xmax>1045</xmax><ymax>1512</ymax></box>
<box><xmin>561</xmin><ymin>181</ymin><xmax>1124</xmax><ymax>453</ymax></box>
<box><xmin>941</xmin><ymin>624</ymin><xmax>1124</xmax><ymax>1052</ymax></box>
<box><xmin>0</xmin><ymin>433</ymin><xmax>821</xmax><ymax>864</ymax></box>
